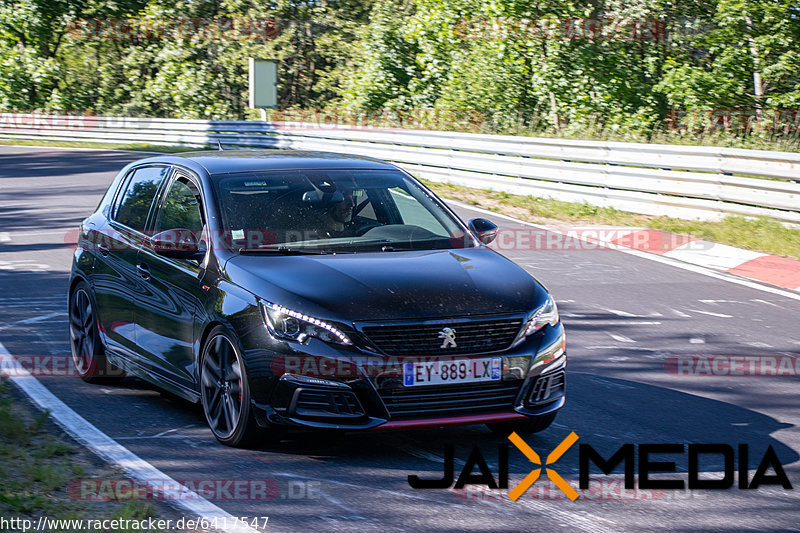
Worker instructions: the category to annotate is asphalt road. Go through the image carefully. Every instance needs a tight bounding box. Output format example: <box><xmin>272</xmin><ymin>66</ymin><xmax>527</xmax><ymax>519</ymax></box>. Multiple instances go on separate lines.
<box><xmin>1</xmin><ymin>145</ymin><xmax>799</xmax><ymax>532</ymax></box>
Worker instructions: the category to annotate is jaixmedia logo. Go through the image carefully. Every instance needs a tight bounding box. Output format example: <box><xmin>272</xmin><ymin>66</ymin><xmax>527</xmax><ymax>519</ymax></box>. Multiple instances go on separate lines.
<box><xmin>408</xmin><ymin>431</ymin><xmax>793</xmax><ymax>500</ymax></box>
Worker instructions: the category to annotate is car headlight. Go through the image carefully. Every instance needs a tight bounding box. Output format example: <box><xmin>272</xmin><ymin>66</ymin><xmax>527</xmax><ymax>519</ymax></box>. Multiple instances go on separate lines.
<box><xmin>532</xmin><ymin>329</ymin><xmax>566</xmax><ymax>370</ymax></box>
<box><xmin>260</xmin><ymin>301</ymin><xmax>352</xmax><ymax>346</ymax></box>
<box><xmin>524</xmin><ymin>295</ymin><xmax>559</xmax><ymax>336</ymax></box>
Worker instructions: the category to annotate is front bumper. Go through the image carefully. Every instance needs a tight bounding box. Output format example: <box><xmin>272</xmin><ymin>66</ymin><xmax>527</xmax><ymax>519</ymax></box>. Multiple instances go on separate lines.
<box><xmin>248</xmin><ymin>323</ymin><xmax>567</xmax><ymax>431</ymax></box>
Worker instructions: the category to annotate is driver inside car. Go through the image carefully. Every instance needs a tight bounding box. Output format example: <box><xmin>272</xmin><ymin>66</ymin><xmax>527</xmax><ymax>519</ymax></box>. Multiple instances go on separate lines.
<box><xmin>303</xmin><ymin>187</ymin><xmax>359</xmax><ymax>239</ymax></box>
<box><xmin>323</xmin><ymin>189</ymin><xmax>356</xmax><ymax>236</ymax></box>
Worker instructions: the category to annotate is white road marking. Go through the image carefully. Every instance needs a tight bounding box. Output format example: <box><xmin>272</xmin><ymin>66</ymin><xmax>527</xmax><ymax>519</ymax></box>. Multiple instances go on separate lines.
<box><xmin>608</xmin><ymin>333</ymin><xmax>636</xmax><ymax>343</ymax></box>
<box><xmin>687</xmin><ymin>309</ymin><xmax>734</xmax><ymax>318</ymax></box>
<box><xmin>0</xmin><ymin>232</ymin><xmax>9</xmax><ymax>242</ymax></box>
<box><xmin>689</xmin><ymin>337</ymin><xmax>705</xmax><ymax>344</ymax></box>
<box><xmin>153</xmin><ymin>428</ymin><xmax>179</xmax><ymax>438</ymax></box>
<box><xmin>316</xmin><ymin>489</ymin><xmax>367</xmax><ymax>520</ymax></box>
<box><xmin>672</xmin><ymin>309</ymin><xmax>692</xmax><ymax>318</ymax></box>
<box><xmin>451</xmin><ymin>201</ymin><xmax>800</xmax><ymax>302</ymax></box>
<box><xmin>0</xmin><ymin>260</ymin><xmax>51</xmax><ymax>271</ymax></box>
<box><xmin>0</xmin><ymin>343</ymin><xmax>261</xmax><ymax>533</ymax></box>
<box><xmin>663</xmin><ymin>241</ymin><xmax>767</xmax><ymax>270</ymax></box>
<box><xmin>271</xmin><ymin>472</ymin><xmax>469</xmax><ymax>508</ymax></box>
<box><xmin>750</xmin><ymin>299</ymin><xmax>786</xmax><ymax>309</ymax></box>
<box><xmin>600</xmin><ymin>308</ymin><xmax>638</xmax><ymax>317</ymax></box>
<box><xmin>591</xmin><ymin>377</ymin><xmax>636</xmax><ymax>390</ymax></box>
<box><xmin>584</xmin><ymin>346</ymin><xmax>667</xmax><ymax>354</ymax></box>
<box><xmin>7</xmin><ymin>229</ymin><xmax>75</xmax><ymax>237</ymax></box>
<box><xmin>699</xmin><ymin>299</ymin><xmax>741</xmax><ymax>304</ymax></box>
<box><xmin>0</xmin><ymin>311</ymin><xmax>65</xmax><ymax>332</ymax></box>
<box><xmin>745</xmin><ymin>342</ymin><xmax>773</xmax><ymax>348</ymax></box>
<box><xmin>0</xmin><ymin>296</ymin><xmax>64</xmax><ymax>301</ymax></box>
<box><xmin>593</xmin><ymin>433</ymin><xmax>623</xmax><ymax>441</ymax></box>
<box><xmin>271</xmin><ymin>473</ymin><xmax>618</xmax><ymax>532</ymax></box>
<box><xmin>394</xmin><ymin>443</ymin><xmax>466</xmax><ymax>467</ymax></box>
<box><xmin>115</xmin><ymin>428</ymin><xmax>188</xmax><ymax>440</ymax></box>
<box><xmin>567</xmin><ymin>320</ymin><xmax>661</xmax><ymax>325</ymax></box>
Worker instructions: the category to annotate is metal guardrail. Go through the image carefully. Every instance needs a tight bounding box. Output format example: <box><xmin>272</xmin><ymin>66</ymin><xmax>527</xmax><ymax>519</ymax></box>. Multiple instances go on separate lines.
<box><xmin>2</xmin><ymin>114</ymin><xmax>799</xmax><ymax>223</ymax></box>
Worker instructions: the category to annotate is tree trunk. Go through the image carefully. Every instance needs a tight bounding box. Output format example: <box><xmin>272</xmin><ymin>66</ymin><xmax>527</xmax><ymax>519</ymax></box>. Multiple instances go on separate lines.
<box><xmin>743</xmin><ymin>14</ymin><xmax>764</xmax><ymax>127</ymax></box>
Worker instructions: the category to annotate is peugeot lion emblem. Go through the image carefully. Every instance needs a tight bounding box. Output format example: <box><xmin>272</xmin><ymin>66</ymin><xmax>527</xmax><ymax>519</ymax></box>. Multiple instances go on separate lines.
<box><xmin>438</xmin><ymin>327</ymin><xmax>457</xmax><ymax>349</ymax></box>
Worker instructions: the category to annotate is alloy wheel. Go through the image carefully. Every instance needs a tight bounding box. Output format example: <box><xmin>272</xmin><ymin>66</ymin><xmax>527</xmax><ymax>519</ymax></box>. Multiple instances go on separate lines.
<box><xmin>201</xmin><ymin>335</ymin><xmax>244</xmax><ymax>440</ymax></box>
<box><xmin>69</xmin><ymin>288</ymin><xmax>96</xmax><ymax>375</ymax></box>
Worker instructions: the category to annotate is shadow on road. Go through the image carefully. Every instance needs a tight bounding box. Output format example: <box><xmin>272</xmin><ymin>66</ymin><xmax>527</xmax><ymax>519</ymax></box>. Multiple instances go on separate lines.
<box><xmin>88</xmin><ymin>370</ymin><xmax>798</xmax><ymax>476</ymax></box>
<box><xmin>0</xmin><ymin>149</ymin><xmax>141</xmax><ymax>179</ymax></box>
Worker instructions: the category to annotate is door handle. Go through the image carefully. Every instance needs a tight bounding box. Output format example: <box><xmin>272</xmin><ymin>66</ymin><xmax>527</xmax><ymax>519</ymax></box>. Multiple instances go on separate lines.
<box><xmin>97</xmin><ymin>244</ymin><xmax>109</xmax><ymax>256</ymax></box>
<box><xmin>137</xmin><ymin>263</ymin><xmax>151</xmax><ymax>280</ymax></box>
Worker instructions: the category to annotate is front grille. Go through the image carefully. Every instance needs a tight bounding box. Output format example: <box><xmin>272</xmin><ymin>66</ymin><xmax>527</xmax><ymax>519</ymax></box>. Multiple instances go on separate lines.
<box><xmin>362</xmin><ymin>317</ymin><xmax>524</xmax><ymax>356</ymax></box>
<box><xmin>378</xmin><ymin>380</ymin><xmax>523</xmax><ymax>420</ymax></box>
<box><xmin>529</xmin><ymin>370</ymin><xmax>565</xmax><ymax>405</ymax></box>
<box><xmin>291</xmin><ymin>388</ymin><xmax>364</xmax><ymax>418</ymax></box>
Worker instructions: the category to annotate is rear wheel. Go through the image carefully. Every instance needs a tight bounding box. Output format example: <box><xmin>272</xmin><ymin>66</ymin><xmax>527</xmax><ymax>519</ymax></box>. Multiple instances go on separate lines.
<box><xmin>200</xmin><ymin>327</ymin><xmax>265</xmax><ymax>447</ymax></box>
<box><xmin>486</xmin><ymin>412</ymin><xmax>557</xmax><ymax>437</ymax></box>
<box><xmin>69</xmin><ymin>281</ymin><xmax>123</xmax><ymax>382</ymax></box>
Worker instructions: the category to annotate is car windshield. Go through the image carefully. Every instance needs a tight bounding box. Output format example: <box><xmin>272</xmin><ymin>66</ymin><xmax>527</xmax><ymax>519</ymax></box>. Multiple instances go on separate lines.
<box><xmin>214</xmin><ymin>169</ymin><xmax>477</xmax><ymax>253</ymax></box>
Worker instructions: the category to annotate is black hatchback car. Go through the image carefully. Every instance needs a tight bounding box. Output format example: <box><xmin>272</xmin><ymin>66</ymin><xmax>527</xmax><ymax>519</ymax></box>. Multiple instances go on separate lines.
<box><xmin>69</xmin><ymin>151</ymin><xmax>566</xmax><ymax>446</ymax></box>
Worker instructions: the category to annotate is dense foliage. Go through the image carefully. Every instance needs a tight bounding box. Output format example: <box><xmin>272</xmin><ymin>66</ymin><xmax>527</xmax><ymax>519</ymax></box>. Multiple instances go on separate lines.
<box><xmin>1</xmin><ymin>0</ymin><xmax>799</xmax><ymax>142</ymax></box>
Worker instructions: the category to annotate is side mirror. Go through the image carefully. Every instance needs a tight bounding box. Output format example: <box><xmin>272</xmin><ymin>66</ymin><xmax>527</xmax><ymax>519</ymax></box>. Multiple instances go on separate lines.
<box><xmin>151</xmin><ymin>229</ymin><xmax>205</xmax><ymax>259</ymax></box>
<box><xmin>468</xmin><ymin>218</ymin><xmax>498</xmax><ymax>245</ymax></box>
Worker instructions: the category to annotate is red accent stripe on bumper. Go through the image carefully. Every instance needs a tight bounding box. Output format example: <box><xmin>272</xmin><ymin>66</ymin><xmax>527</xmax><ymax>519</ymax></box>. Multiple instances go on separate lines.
<box><xmin>373</xmin><ymin>412</ymin><xmax>527</xmax><ymax>430</ymax></box>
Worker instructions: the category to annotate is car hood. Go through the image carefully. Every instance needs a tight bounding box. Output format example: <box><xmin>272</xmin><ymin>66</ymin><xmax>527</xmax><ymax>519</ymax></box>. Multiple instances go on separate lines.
<box><xmin>223</xmin><ymin>247</ymin><xmax>547</xmax><ymax>322</ymax></box>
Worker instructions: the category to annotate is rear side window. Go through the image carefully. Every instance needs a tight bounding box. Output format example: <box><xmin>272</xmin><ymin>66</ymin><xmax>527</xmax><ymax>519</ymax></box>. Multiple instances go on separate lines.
<box><xmin>155</xmin><ymin>177</ymin><xmax>204</xmax><ymax>233</ymax></box>
<box><xmin>114</xmin><ymin>166</ymin><xmax>169</xmax><ymax>232</ymax></box>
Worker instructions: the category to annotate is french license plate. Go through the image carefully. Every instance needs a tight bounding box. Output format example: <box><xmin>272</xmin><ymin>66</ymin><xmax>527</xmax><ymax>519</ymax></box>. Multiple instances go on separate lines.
<box><xmin>403</xmin><ymin>357</ymin><xmax>501</xmax><ymax>387</ymax></box>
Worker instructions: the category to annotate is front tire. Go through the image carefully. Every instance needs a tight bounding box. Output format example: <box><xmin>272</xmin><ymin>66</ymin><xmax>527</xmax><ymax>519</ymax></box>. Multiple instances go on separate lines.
<box><xmin>200</xmin><ymin>327</ymin><xmax>263</xmax><ymax>447</ymax></box>
<box><xmin>69</xmin><ymin>281</ymin><xmax>123</xmax><ymax>383</ymax></box>
<box><xmin>486</xmin><ymin>412</ymin><xmax>557</xmax><ymax>437</ymax></box>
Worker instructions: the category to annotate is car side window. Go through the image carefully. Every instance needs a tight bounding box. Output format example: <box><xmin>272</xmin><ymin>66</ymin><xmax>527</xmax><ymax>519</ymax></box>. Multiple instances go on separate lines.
<box><xmin>114</xmin><ymin>166</ymin><xmax>169</xmax><ymax>232</ymax></box>
<box><xmin>354</xmin><ymin>191</ymin><xmax>378</xmax><ymax>221</ymax></box>
<box><xmin>388</xmin><ymin>187</ymin><xmax>448</xmax><ymax>236</ymax></box>
<box><xmin>155</xmin><ymin>177</ymin><xmax>204</xmax><ymax>233</ymax></box>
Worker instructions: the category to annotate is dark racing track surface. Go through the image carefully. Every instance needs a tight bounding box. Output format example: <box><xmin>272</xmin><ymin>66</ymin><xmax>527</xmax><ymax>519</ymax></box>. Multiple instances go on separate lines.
<box><xmin>0</xmin><ymin>145</ymin><xmax>798</xmax><ymax>531</ymax></box>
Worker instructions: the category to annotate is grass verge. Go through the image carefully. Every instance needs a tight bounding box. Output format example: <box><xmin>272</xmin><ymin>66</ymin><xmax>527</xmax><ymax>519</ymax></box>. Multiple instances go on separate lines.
<box><xmin>0</xmin><ymin>379</ymin><xmax>200</xmax><ymax>532</ymax></box>
<box><xmin>0</xmin><ymin>139</ymin><xmax>206</xmax><ymax>153</ymax></box>
<box><xmin>424</xmin><ymin>180</ymin><xmax>800</xmax><ymax>261</ymax></box>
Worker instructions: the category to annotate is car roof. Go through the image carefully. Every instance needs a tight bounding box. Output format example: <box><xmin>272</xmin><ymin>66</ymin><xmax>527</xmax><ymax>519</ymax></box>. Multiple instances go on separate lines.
<box><xmin>148</xmin><ymin>150</ymin><xmax>398</xmax><ymax>176</ymax></box>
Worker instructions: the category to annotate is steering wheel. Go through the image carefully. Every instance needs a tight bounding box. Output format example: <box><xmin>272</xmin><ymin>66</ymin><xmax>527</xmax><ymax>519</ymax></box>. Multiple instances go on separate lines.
<box><xmin>353</xmin><ymin>219</ymin><xmax>384</xmax><ymax>236</ymax></box>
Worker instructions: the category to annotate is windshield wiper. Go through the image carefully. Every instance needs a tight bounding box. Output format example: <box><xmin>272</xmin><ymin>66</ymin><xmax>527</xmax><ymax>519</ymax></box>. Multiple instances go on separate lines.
<box><xmin>380</xmin><ymin>244</ymin><xmax>426</xmax><ymax>252</ymax></box>
<box><xmin>237</xmin><ymin>246</ymin><xmax>328</xmax><ymax>255</ymax></box>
